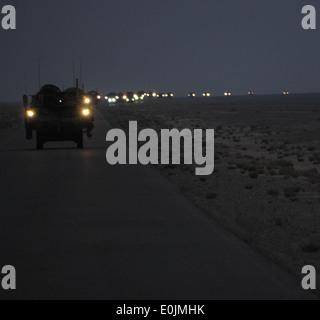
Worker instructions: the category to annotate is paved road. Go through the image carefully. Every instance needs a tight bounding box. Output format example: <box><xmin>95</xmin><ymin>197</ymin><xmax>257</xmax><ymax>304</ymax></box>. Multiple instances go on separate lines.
<box><xmin>0</xmin><ymin>109</ymin><xmax>312</xmax><ymax>300</ymax></box>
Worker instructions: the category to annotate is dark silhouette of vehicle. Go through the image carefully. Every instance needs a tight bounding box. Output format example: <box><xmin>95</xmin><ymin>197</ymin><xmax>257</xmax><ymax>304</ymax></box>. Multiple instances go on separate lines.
<box><xmin>87</xmin><ymin>90</ymin><xmax>101</xmax><ymax>105</ymax></box>
<box><xmin>125</xmin><ymin>92</ymin><xmax>138</xmax><ymax>103</ymax></box>
<box><xmin>137</xmin><ymin>91</ymin><xmax>146</xmax><ymax>101</ymax></box>
<box><xmin>23</xmin><ymin>84</ymin><xmax>94</xmax><ymax>150</ymax></box>
<box><xmin>145</xmin><ymin>92</ymin><xmax>158</xmax><ymax>99</ymax></box>
<box><xmin>106</xmin><ymin>92</ymin><xmax>118</xmax><ymax>104</ymax></box>
<box><xmin>117</xmin><ymin>93</ymin><xmax>125</xmax><ymax>103</ymax></box>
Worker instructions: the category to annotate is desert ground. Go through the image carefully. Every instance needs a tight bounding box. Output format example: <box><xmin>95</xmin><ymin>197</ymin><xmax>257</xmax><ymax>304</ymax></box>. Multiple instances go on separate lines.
<box><xmin>100</xmin><ymin>94</ymin><xmax>320</xmax><ymax>283</ymax></box>
<box><xmin>0</xmin><ymin>94</ymin><xmax>319</xmax><ymax>294</ymax></box>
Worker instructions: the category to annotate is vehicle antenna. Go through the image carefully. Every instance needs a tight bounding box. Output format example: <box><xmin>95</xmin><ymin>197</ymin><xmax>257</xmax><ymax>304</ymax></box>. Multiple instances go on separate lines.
<box><xmin>80</xmin><ymin>60</ymin><xmax>82</xmax><ymax>91</ymax></box>
<box><xmin>38</xmin><ymin>58</ymin><xmax>41</xmax><ymax>90</ymax></box>
<box><xmin>73</xmin><ymin>60</ymin><xmax>75</xmax><ymax>87</ymax></box>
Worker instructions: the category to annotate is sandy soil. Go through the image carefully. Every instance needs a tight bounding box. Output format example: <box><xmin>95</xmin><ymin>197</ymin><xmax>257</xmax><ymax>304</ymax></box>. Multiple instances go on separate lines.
<box><xmin>100</xmin><ymin>94</ymin><xmax>320</xmax><ymax>282</ymax></box>
<box><xmin>0</xmin><ymin>103</ymin><xmax>23</xmax><ymax>142</ymax></box>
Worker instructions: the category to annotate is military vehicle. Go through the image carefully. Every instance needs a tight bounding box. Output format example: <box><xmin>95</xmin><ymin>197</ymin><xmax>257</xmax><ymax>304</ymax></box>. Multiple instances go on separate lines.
<box><xmin>87</xmin><ymin>90</ymin><xmax>101</xmax><ymax>105</ymax></box>
<box><xmin>106</xmin><ymin>92</ymin><xmax>119</xmax><ymax>104</ymax></box>
<box><xmin>137</xmin><ymin>91</ymin><xmax>146</xmax><ymax>101</ymax></box>
<box><xmin>145</xmin><ymin>92</ymin><xmax>158</xmax><ymax>99</ymax></box>
<box><xmin>23</xmin><ymin>84</ymin><xmax>94</xmax><ymax>150</ymax></box>
<box><xmin>125</xmin><ymin>92</ymin><xmax>138</xmax><ymax>103</ymax></box>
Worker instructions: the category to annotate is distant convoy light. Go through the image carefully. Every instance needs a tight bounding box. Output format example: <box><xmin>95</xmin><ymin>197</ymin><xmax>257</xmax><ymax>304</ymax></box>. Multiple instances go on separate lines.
<box><xmin>97</xmin><ymin>95</ymin><xmax>101</xmax><ymax>100</ymax></box>
<box><xmin>84</xmin><ymin>97</ymin><xmax>91</xmax><ymax>104</ymax></box>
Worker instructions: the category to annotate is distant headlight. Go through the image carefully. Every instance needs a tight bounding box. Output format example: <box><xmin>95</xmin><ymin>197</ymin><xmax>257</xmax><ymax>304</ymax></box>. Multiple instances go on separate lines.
<box><xmin>123</xmin><ymin>95</ymin><xmax>127</xmax><ymax>100</ymax></box>
<box><xmin>97</xmin><ymin>95</ymin><xmax>101</xmax><ymax>100</ymax></box>
<box><xmin>84</xmin><ymin>97</ymin><xmax>91</xmax><ymax>104</ymax></box>
<box><xmin>82</xmin><ymin>109</ymin><xmax>90</xmax><ymax>116</ymax></box>
<box><xmin>26</xmin><ymin>110</ymin><xmax>35</xmax><ymax>118</ymax></box>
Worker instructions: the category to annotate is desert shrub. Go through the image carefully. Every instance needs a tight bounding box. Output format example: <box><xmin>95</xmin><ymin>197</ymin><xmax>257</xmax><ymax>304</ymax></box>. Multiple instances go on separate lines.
<box><xmin>273</xmin><ymin>160</ymin><xmax>294</xmax><ymax>167</ymax></box>
<box><xmin>284</xmin><ymin>187</ymin><xmax>301</xmax><ymax>199</ymax></box>
<box><xmin>249</xmin><ymin>172</ymin><xmax>258</xmax><ymax>179</ymax></box>
<box><xmin>269</xmin><ymin>169</ymin><xmax>278</xmax><ymax>176</ymax></box>
<box><xmin>279</xmin><ymin>167</ymin><xmax>300</xmax><ymax>178</ymax></box>
<box><xmin>267</xmin><ymin>189</ymin><xmax>279</xmax><ymax>197</ymax></box>
<box><xmin>237</xmin><ymin>163</ymin><xmax>250</xmax><ymax>171</ymax></box>
<box><xmin>257</xmin><ymin>167</ymin><xmax>265</xmax><ymax>175</ymax></box>
<box><xmin>301</xmin><ymin>244</ymin><xmax>320</xmax><ymax>253</ymax></box>
<box><xmin>303</xmin><ymin>168</ymin><xmax>320</xmax><ymax>184</ymax></box>
<box><xmin>206</xmin><ymin>193</ymin><xmax>217</xmax><ymax>199</ymax></box>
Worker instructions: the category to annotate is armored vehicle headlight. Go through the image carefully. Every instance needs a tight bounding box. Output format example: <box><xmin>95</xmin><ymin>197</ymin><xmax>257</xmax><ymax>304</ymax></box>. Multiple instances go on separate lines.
<box><xmin>82</xmin><ymin>109</ymin><xmax>90</xmax><ymax>116</ymax></box>
<box><xmin>26</xmin><ymin>110</ymin><xmax>35</xmax><ymax>118</ymax></box>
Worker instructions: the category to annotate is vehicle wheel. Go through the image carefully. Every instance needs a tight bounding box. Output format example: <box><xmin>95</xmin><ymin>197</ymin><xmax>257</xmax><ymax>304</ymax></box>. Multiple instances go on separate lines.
<box><xmin>77</xmin><ymin>133</ymin><xmax>84</xmax><ymax>149</ymax></box>
<box><xmin>36</xmin><ymin>131</ymin><xmax>44</xmax><ymax>150</ymax></box>
<box><xmin>26</xmin><ymin>129</ymin><xmax>33</xmax><ymax>140</ymax></box>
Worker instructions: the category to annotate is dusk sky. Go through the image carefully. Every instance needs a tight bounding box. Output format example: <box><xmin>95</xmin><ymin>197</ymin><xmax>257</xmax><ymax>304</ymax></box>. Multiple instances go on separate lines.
<box><xmin>0</xmin><ymin>0</ymin><xmax>320</xmax><ymax>101</ymax></box>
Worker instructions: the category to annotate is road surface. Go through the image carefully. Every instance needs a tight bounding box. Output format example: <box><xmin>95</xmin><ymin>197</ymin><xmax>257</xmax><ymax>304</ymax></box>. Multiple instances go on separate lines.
<box><xmin>0</xmin><ymin>108</ymin><xmax>312</xmax><ymax>300</ymax></box>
